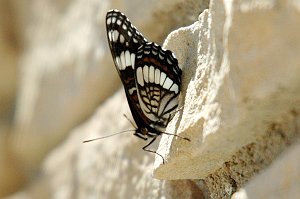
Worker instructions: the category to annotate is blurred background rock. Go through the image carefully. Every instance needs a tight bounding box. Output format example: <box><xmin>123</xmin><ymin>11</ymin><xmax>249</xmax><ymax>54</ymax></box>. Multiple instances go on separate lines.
<box><xmin>0</xmin><ymin>0</ymin><xmax>207</xmax><ymax>198</ymax></box>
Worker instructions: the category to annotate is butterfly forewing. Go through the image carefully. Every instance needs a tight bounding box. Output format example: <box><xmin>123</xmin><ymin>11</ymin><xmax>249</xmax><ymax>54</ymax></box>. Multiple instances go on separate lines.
<box><xmin>106</xmin><ymin>10</ymin><xmax>147</xmax><ymax>73</ymax></box>
<box><xmin>106</xmin><ymin>10</ymin><xmax>148</xmax><ymax>129</ymax></box>
<box><xmin>106</xmin><ymin>10</ymin><xmax>146</xmax><ymax>99</ymax></box>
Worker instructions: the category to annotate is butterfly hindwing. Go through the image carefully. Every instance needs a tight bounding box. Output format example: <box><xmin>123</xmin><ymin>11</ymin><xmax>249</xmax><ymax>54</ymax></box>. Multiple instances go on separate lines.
<box><xmin>134</xmin><ymin>42</ymin><xmax>182</xmax><ymax>131</ymax></box>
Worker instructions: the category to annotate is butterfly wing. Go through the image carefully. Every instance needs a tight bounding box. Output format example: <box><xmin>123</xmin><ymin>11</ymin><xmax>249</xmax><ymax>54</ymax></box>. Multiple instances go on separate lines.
<box><xmin>134</xmin><ymin>42</ymin><xmax>182</xmax><ymax>133</ymax></box>
<box><xmin>106</xmin><ymin>10</ymin><xmax>147</xmax><ymax>72</ymax></box>
<box><xmin>106</xmin><ymin>10</ymin><xmax>182</xmax><ymax>140</ymax></box>
<box><xmin>106</xmin><ymin>10</ymin><xmax>149</xmax><ymax>136</ymax></box>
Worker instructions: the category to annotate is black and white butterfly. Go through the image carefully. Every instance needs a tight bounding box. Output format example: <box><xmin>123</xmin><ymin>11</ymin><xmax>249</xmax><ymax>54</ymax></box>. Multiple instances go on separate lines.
<box><xmin>105</xmin><ymin>10</ymin><xmax>189</xmax><ymax>162</ymax></box>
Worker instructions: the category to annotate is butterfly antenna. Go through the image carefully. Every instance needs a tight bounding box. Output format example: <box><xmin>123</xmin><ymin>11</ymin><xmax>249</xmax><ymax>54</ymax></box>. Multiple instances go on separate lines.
<box><xmin>123</xmin><ymin>114</ymin><xmax>137</xmax><ymax>129</ymax></box>
<box><xmin>161</xmin><ymin>132</ymin><xmax>190</xmax><ymax>142</ymax></box>
<box><xmin>172</xmin><ymin>105</ymin><xmax>184</xmax><ymax>114</ymax></box>
<box><xmin>83</xmin><ymin>129</ymin><xmax>135</xmax><ymax>143</ymax></box>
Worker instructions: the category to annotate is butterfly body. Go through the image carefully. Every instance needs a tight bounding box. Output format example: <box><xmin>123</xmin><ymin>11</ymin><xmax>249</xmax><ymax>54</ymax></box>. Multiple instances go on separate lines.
<box><xmin>106</xmin><ymin>10</ymin><xmax>183</xmax><ymax>160</ymax></box>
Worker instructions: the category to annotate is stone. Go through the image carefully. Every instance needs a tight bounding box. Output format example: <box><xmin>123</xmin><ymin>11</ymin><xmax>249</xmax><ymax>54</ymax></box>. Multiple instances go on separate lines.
<box><xmin>4</xmin><ymin>0</ymin><xmax>300</xmax><ymax>198</ymax></box>
<box><xmin>154</xmin><ymin>0</ymin><xmax>300</xmax><ymax>198</ymax></box>
<box><xmin>232</xmin><ymin>141</ymin><xmax>300</xmax><ymax>199</ymax></box>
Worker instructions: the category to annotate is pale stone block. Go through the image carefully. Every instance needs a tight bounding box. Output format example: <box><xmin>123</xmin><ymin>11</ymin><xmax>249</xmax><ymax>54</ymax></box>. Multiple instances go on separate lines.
<box><xmin>154</xmin><ymin>0</ymin><xmax>300</xmax><ymax>198</ymax></box>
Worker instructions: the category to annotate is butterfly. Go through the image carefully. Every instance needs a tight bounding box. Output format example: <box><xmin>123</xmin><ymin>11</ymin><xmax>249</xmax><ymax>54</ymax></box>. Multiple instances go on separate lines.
<box><xmin>105</xmin><ymin>9</ymin><xmax>189</xmax><ymax>162</ymax></box>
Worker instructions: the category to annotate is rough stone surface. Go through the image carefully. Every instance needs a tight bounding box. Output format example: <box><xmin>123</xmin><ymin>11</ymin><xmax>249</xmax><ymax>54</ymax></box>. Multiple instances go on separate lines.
<box><xmin>2</xmin><ymin>0</ymin><xmax>300</xmax><ymax>198</ymax></box>
<box><xmin>11</xmin><ymin>0</ymin><xmax>118</xmax><ymax>172</ymax></box>
<box><xmin>154</xmin><ymin>0</ymin><xmax>300</xmax><ymax>197</ymax></box>
<box><xmin>232</xmin><ymin>141</ymin><xmax>300</xmax><ymax>199</ymax></box>
<box><xmin>0</xmin><ymin>0</ymin><xmax>24</xmax><ymax>197</ymax></box>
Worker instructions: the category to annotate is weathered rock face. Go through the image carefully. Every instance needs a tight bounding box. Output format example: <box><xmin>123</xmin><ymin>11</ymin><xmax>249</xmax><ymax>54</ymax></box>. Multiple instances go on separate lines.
<box><xmin>154</xmin><ymin>0</ymin><xmax>300</xmax><ymax>198</ymax></box>
<box><xmin>0</xmin><ymin>0</ymin><xmax>24</xmax><ymax>197</ymax></box>
<box><xmin>2</xmin><ymin>0</ymin><xmax>300</xmax><ymax>198</ymax></box>
<box><xmin>232</xmin><ymin>142</ymin><xmax>300</xmax><ymax>199</ymax></box>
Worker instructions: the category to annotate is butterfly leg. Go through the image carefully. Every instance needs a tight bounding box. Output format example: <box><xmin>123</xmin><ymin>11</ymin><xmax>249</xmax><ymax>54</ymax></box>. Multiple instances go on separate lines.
<box><xmin>172</xmin><ymin>106</ymin><xmax>184</xmax><ymax>114</ymax></box>
<box><xmin>142</xmin><ymin>136</ymin><xmax>165</xmax><ymax>164</ymax></box>
<box><xmin>123</xmin><ymin>114</ymin><xmax>137</xmax><ymax>129</ymax></box>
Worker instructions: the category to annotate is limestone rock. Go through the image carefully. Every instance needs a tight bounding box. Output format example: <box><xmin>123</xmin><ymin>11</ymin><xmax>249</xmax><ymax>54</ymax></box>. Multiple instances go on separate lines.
<box><xmin>154</xmin><ymin>0</ymin><xmax>300</xmax><ymax>198</ymax></box>
<box><xmin>3</xmin><ymin>0</ymin><xmax>300</xmax><ymax>198</ymax></box>
<box><xmin>0</xmin><ymin>0</ymin><xmax>24</xmax><ymax>197</ymax></box>
<box><xmin>232</xmin><ymin>141</ymin><xmax>300</xmax><ymax>199</ymax></box>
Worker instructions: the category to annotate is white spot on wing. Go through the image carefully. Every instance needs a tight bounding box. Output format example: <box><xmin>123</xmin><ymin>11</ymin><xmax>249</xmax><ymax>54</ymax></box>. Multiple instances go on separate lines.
<box><xmin>131</xmin><ymin>53</ymin><xmax>135</xmax><ymax>69</ymax></box>
<box><xmin>128</xmin><ymin>31</ymin><xmax>132</xmax><ymax>37</ymax></box>
<box><xmin>128</xmin><ymin>87</ymin><xmax>136</xmax><ymax>95</ymax></box>
<box><xmin>108</xmin><ymin>30</ymin><xmax>112</xmax><ymax>41</ymax></box>
<box><xmin>120</xmin><ymin>34</ymin><xmax>125</xmax><ymax>43</ymax></box>
<box><xmin>120</xmin><ymin>51</ymin><xmax>126</xmax><ymax>70</ymax></box>
<box><xmin>149</xmin><ymin>66</ymin><xmax>155</xmax><ymax>83</ymax></box>
<box><xmin>163</xmin><ymin>77</ymin><xmax>173</xmax><ymax>90</ymax></box>
<box><xmin>170</xmin><ymin>84</ymin><xmax>179</xmax><ymax>94</ymax></box>
<box><xmin>159</xmin><ymin>53</ymin><xmax>164</xmax><ymax>60</ymax></box>
<box><xmin>136</xmin><ymin>67</ymin><xmax>144</xmax><ymax>86</ymax></box>
<box><xmin>160</xmin><ymin>72</ymin><xmax>166</xmax><ymax>85</ymax></box>
<box><xmin>137</xmin><ymin>54</ymin><xmax>142</xmax><ymax>59</ymax></box>
<box><xmin>143</xmin><ymin>65</ymin><xmax>149</xmax><ymax>83</ymax></box>
<box><xmin>122</xmin><ymin>24</ymin><xmax>127</xmax><ymax>30</ymax></box>
<box><xmin>113</xmin><ymin>30</ymin><xmax>119</xmax><ymax>42</ymax></box>
<box><xmin>125</xmin><ymin>50</ymin><xmax>131</xmax><ymax>66</ymax></box>
<box><xmin>116</xmin><ymin>20</ymin><xmax>121</xmax><ymax>25</ymax></box>
<box><xmin>155</xmin><ymin>69</ymin><xmax>160</xmax><ymax>84</ymax></box>
<box><xmin>112</xmin><ymin>17</ymin><xmax>116</xmax><ymax>23</ymax></box>
<box><xmin>115</xmin><ymin>56</ymin><xmax>121</xmax><ymax>69</ymax></box>
<box><xmin>107</xmin><ymin>17</ymin><xmax>112</xmax><ymax>25</ymax></box>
